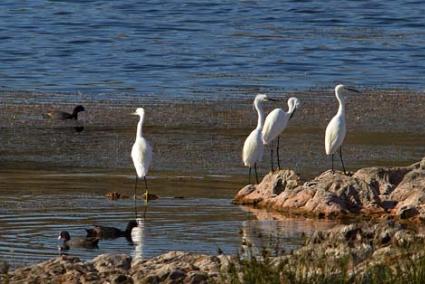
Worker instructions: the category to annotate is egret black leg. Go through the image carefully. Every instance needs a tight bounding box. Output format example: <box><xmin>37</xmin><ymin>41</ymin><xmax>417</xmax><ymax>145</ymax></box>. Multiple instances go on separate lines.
<box><xmin>276</xmin><ymin>136</ymin><xmax>281</xmax><ymax>170</ymax></box>
<box><xmin>331</xmin><ymin>154</ymin><xmax>334</xmax><ymax>173</ymax></box>
<box><xmin>248</xmin><ymin>167</ymin><xmax>251</xmax><ymax>184</ymax></box>
<box><xmin>144</xmin><ymin>176</ymin><xmax>148</xmax><ymax>200</ymax></box>
<box><xmin>134</xmin><ymin>176</ymin><xmax>138</xmax><ymax>219</ymax></box>
<box><xmin>143</xmin><ymin>176</ymin><xmax>148</xmax><ymax>218</ymax></box>
<box><xmin>339</xmin><ymin>147</ymin><xmax>347</xmax><ymax>175</ymax></box>
<box><xmin>254</xmin><ymin>163</ymin><xmax>259</xmax><ymax>184</ymax></box>
<box><xmin>270</xmin><ymin>145</ymin><xmax>274</xmax><ymax>172</ymax></box>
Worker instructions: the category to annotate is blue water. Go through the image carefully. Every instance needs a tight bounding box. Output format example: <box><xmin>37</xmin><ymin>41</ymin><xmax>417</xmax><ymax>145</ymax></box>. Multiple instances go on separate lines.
<box><xmin>0</xmin><ymin>0</ymin><xmax>424</xmax><ymax>101</ymax></box>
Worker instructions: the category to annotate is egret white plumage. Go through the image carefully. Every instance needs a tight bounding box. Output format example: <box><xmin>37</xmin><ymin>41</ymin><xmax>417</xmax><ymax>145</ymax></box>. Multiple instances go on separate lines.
<box><xmin>242</xmin><ymin>94</ymin><xmax>275</xmax><ymax>184</ymax></box>
<box><xmin>131</xmin><ymin>108</ymin><xmax>153</xmax><ymax>218</ymax></box>
<box><xmin>262</xmin><ymin>97</ymin><xmax>300</xmax><ymax>171</ymax></box>
<box><xmin>325</xmin><ymin>84</ymin><xmax>359</xmax><ymax>174</ymax></box>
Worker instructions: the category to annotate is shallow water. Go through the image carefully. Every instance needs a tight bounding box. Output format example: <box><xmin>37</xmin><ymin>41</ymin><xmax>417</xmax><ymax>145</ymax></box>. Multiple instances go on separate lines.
<box><xmin>0</xmin><ymin>169</ymin><xmax>337</xmax><ymax>268</ymax></box>
<box><xmin>0</xmin><ymin>91</ymin><xmax>424</xmax><ymax>267</ymax></box>
<box><xmin>0</xmin><ymin>1</ymin><xmax>425</xmax><ymax>100</ymax></box>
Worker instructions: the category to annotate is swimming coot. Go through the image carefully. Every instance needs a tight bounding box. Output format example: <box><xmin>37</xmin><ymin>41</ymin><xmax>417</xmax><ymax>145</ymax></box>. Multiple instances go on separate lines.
<box><xmin>85</xmin><ymin>220</ymin><xmax>138</xmax><ymax>239</ymax></box>
<box><xmin>43</xmin><ymin>105</ymin><xmax>85</xmax><ymax>120</ymax></box>
<box><xmin>58</xmin><ymin>231</ymin><xmax>99</xmax><ymax>249</ymax></box>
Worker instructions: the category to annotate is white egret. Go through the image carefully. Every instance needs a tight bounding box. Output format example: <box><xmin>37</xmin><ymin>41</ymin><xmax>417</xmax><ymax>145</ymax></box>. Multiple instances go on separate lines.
<box><xmin>131</xmin><ymin>108</ymin><xmax>153</xmax><ymax>218</ymax></box>
<box><xmin>325</xmin><ymin>84</ymin><xmax>359</xmax><ymax>174</ymax></box>
<box><xmin>262</xmin><ymin>97</ymin><xmax>300</xmax><ymax>171</ymax></box>
<box><xmin>242</xmin><ymin>94</ymin><xmax>275</xmax><ymax>184</ymax></box>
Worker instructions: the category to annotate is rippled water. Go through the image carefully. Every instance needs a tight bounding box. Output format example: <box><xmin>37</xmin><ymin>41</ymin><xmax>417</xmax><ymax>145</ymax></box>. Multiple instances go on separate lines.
<box><xmin>0</xmin><ymin>169</ymin><xmax>337</xmax><ymax>267</ymax></box>
<box><xmin>0</xmin><ymin>0</ymin><xmax>425</xmax><ymax>100</ymax></box>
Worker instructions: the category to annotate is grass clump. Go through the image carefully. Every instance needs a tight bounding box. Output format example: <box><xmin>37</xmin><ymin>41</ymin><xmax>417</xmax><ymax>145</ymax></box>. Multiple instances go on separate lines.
<box><xmin>219</xmin><ymin>247</ymin><xmax>425</xmax><ymax>284</ymax></box>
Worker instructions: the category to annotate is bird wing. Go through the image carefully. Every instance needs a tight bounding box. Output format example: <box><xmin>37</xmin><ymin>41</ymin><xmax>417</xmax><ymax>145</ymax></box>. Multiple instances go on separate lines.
<box><xmin>131</xmin><ymin>138</ymin><xmax>153</xmax><ymax>178</ymax></box>
<box><xmin>242</xmin><ymin>129</ymin><xmax>263</xmax><ymax>167</ymax></box>
<box><xmin>325</xmin><ymin>116</ymin><xmax>346</xmax><ymax>155</ymax></box>
<box><xmin>42</xmin><ymin>111</ymin><xmax>72</xmax><ymax>120</ymax></box>
<box><xmin>262</xmin><ymin>109</ymin><xmax>288</xmax><ymax>144</ymax></box>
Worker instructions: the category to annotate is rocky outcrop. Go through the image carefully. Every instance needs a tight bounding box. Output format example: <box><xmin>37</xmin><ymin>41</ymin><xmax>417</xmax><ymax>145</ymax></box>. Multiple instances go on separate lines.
<box><xmin>269</xmin><ymin>220</ymin><xmax>425</xmax><ymax>281</ymax></box>
<box><xmin>234</xmin><ymin>157</ymin><xmax>425</xmax><ymax>220</ymax></box>
<box><xmin>5</xmin><ymin>221</ymin><xmax>425</xmax><ymax>283</ymax></box>
<box><xmin>6</xmin><ymin>252</ymin><xmax>230</xmax><ymax>284</ymax></box>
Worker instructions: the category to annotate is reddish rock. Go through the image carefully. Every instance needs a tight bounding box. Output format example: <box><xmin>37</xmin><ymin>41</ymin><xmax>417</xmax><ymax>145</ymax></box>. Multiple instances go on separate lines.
<box><xmin>234</xmin><ymin>157</ymin><xmax>425</xmax><ymax>221</ymax></box>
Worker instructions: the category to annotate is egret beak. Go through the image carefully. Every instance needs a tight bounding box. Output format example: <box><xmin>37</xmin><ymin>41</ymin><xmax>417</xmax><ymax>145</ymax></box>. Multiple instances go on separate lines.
<box><xmin>345</xmin><ymin>87</ymin><xmax>360</xmax><ymax>93</ymax></box>
<box><xmin>268</xmin><ymin>98</ymin><xmax>278</xmax><ymax>102</ymax></box>
<box><xmin>57</xmin><ymin>235</ymin><xmax>62</xmax><ymax>240</ymax></box>
<box><xmin>131</xmin><ymin>112</ymin><xmax>138</xmax><ymax>115</ymax></box>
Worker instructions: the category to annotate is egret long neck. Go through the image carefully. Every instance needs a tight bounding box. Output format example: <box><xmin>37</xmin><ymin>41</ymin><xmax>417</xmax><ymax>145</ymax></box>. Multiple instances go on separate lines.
<box><xmin>136</xmin><ymin>114</ymin><xmax>144</xmax><ymax>138</ymax></box>
<box><xmin>335</xmin><ymin>92</ymin><xmax>345</xmax><ymax>117</ymax></box>
<box><xmin>288</xmin><ymin>102</ymin><xmax>296</xmax><ymax>116</ymax></box>
<box><xmin>254</xmin><ymin>100</ymin><xmax>265</xmax><ymax>130</ymax></box>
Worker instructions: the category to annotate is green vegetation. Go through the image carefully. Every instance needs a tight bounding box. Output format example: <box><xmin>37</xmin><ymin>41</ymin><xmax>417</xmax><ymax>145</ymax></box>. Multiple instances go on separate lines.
<box><xmin>219</xmin><ymin>248</ymin><xmax>425</xmax><ymax>284</ymax></box>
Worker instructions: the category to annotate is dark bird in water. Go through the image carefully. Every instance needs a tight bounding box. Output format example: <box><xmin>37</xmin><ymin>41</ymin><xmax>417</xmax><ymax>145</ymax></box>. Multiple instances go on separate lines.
<box><xmin>85</xmin><ymin>220</ymin><xmax>138</xmax><ymax>240</ymax></box>
<box><xmin>58</xmin><ymin>231</ymin><xmax>99</xmax><ymax>250</ymax></box>
<box><xmin>43</xmin><ymin>105</ymin><xmax>85</xmax><ymax>120</ymax></box>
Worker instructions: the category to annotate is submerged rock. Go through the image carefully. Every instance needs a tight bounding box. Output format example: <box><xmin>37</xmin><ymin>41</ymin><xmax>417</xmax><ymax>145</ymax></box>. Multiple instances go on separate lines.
<box><xmin>234</xmin><ymin>157</ymin><xmax>425</xmax><ymax>220</ymax></box>
<box><xmin>105</xmin><ymin>192</ymin><xmax>159</xmax><ymax>201</ymax></box>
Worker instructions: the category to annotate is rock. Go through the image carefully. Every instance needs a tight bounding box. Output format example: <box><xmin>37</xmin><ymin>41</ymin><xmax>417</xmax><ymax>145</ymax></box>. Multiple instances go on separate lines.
<box><xmin>353</xmin><ymin>166</ymin><xmax>411</xmax><ymax>196</ymax></box>
<box><xmin>144</xmin><ymin>192</ymin><xmax>159</xmax><ymax>201</ymax></box>
<box><xmin>7</xmin><ymin>252</ymin><xmax>224</xmax><ymax>283</ymax></box>
<box><xmin>0</xmin><ymin>259</ymin><xmax>9</xmax><ymax>274</ymax></box>
<box><xmin>91</xmin><ymin>254</ymin><xmax>131</xmax><ymax>274</ymax></box>
<box><xmin>112</xmin><ymin>274</ymin><xmax>134</xmax><ymax>284</ymax></box>
<box><xmin>105</xmin><ymin>192</ymin><xmax>158</xmax><ymax>201</ymax></box>
<box><xmin>187</xmin><ymin>271</ymin><xmax>209</xmax><ymax>284</ymax></box>
<box><xmin>233</xmin><ymin>169</ymin><xmax>302</xmax><ymax>206</ymax></box>
<box><xmin>131</xmin><ymin>251</ymin><xmax>222</xmax><ymax>283</ymax></box>
<box><xmin>6</xmin><ymin>221</ymin><xmax>425</xmax><ymax>283</ymax></box>
<box><xmin>106</xmin><ymin>192</ymin><xmax>129</xmax><ymax>200</ymax></box>
<box><xmin>234</xmin><ymin>157</ymin><xmax>425</xmax><ymax>221</ymax></box>
<box><xmin>273</xmin><ymin>220</ymin><xmax>425</xmax><ymax>280</ymax></box>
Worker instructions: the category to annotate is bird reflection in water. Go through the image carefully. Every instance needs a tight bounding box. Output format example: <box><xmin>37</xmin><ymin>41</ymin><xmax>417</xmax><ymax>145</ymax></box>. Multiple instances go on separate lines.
<box><xmin>131</xmin><ymin>218</ymin><xmax>145</xmax><ymax>261</ymax></box>
<box><xmin>74</xmin><ymin>126</ymin><xmax>84</xmax><ymax>133</ymax></box>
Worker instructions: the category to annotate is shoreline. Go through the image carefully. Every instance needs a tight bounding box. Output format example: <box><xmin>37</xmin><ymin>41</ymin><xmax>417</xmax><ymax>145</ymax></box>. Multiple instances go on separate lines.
<box><xmin>2</xmin><ymin>220</ymin><xmax>425</xmax><ymax>283</ymax></box>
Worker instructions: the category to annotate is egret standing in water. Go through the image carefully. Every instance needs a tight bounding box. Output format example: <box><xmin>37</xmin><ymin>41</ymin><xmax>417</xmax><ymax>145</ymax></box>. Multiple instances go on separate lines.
<box><xmin>131</xmin><ymin>108</ymin><xmax>153</xmax><ymax>218</ymax></box>
<box><xmin>262</xmin><ymin>97</ymin><xmax>300</xmax><ymax>171</ymax></box>
<box><xmin>325</xmin><ymin>84</ymin><xmax>359</xmax><ymax>174</ymax></box>
<box><xmin>242</xmin><ymin>94</ymin><xmax>274</xmax><ymax>184</ymax></box>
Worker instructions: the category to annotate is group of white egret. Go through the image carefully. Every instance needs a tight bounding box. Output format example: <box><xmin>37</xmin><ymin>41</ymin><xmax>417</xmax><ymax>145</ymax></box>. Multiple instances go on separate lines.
<box><xmin>130</xmin><ymin>84</ymin><xmax>359</xmax><ymax>211</ymax></box>
<box><xmin>242</xmin><ymin>84</ymin><xmax>359</xmax><ymax>184</ymax></box>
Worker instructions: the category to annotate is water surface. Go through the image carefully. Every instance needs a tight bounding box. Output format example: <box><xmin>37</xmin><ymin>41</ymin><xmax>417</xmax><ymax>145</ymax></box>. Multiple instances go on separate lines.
<box><xmin>0</xmin><ymin>1</ymin><xmax>424</xmax><ymax>100</ymax></box>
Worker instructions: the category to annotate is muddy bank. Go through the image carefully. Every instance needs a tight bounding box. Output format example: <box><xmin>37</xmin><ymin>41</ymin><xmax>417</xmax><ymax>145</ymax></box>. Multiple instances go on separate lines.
<box><xmin>2</xmin><ymin>220</ymin><xmax>425</xmax><ymax>283</ymax></box>
<box><xmin>234</xmin><ymin>157</ymin><xmax>425</xmax><ymax>221</ymax></box>
<box><xmin>0</xmin><ymin>89</ymin><xmax>424</xmax><ymax>177</ymax></box>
